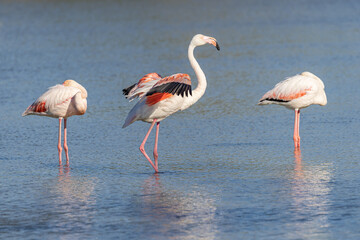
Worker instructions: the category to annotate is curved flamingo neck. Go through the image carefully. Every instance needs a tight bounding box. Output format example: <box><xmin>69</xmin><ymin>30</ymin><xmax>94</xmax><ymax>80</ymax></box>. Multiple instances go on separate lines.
<box><xmin>187</xmin><ymin>44</ymin><xmax>207</xmax><ymax>105</ymax></box>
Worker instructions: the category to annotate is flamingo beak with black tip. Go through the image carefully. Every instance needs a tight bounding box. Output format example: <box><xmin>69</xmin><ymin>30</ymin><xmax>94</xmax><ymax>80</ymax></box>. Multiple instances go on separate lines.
<box><xmin>204</xmin><ymin>36</ymin><xmax>220</xmax><ymax>51</ymax></box>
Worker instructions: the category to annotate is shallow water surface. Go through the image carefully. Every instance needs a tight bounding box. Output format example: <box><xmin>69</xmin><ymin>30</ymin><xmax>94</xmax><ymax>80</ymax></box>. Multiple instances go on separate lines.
<box><xmin>1</xmin><ymin>0</ymin><xmax>360</xmax><ymax>239</ymax></box>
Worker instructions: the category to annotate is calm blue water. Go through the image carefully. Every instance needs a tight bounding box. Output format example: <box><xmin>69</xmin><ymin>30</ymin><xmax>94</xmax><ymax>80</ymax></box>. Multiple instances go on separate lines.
<box><xmin>1</xmin><ymin>0</ymin><xmax>360</xmax><ymax>239</ymax></box>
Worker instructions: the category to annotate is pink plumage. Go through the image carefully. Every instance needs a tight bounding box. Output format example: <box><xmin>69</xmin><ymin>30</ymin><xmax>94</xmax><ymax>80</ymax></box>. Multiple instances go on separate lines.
<box><xmin>122</xmin><ymin>73</ymin><xmax>192</xmax><ymax>128</ymax></box>
<box><xmin>23</xmin><ymin>80</ymin><xmax>88</xmax><ymax>165</ymax></box>
<box><xmin>258</xmin><ymin>71</ymin><xmax>327</xmax><ymax>148</ymax></box>
<box><xmin>123</xmin><ymin>73</ymin><xmax>162</xmax><ymax>101</ymax></box>
<box><xmin>122</xmin><ymin>34</ymin><xmax>220</xmax><ymax>173</ymax></box>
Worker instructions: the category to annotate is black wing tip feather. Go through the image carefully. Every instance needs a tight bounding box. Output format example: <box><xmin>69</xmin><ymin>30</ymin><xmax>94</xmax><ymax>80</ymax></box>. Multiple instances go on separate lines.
<box><xmin>146</xmin><ymin>82</ymin><xmax>192</xmax><ymax>97</ymax></box>
<box><xmin>261</xmin><ymin>98</ymin><xmax>290</xmax><ymax>103</ymax></box>
<box><xmin>122</xmin><ymin>83</ymin><xmax>136</xmax><ymax>96</ymax></box>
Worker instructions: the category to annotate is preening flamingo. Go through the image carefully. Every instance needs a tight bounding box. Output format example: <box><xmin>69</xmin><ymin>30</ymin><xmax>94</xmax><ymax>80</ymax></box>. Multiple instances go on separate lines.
<box><xmin>22</xmin><ymin>80</ymin><xmax>88</xmax><ymax>165</ymax></box>
<box><xmin>122</xmin><ymin>34</ymin><xmax>220</xmax><ymax>172</ymax></box>
<box><xmin>258</xmin><ymin>72</ymin><xmax>327</xmax><ymax>148</ymax></box>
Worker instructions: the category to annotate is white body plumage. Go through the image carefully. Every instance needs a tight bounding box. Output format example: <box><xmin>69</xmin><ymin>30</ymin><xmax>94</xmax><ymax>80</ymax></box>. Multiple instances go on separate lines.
<box><xmin>125</xmin><ymin>93</ymin><xmax>186</xmax><ymax>125</ymax></box>
<box><xmin>22</xmin><ymin>80</ymin><xmax>87</xmax><ymax>118</ymax></box>
<box><xmin>258</xmin><ymin>71</ymin><xmax>327</xmax><ymax>110</ymax></box>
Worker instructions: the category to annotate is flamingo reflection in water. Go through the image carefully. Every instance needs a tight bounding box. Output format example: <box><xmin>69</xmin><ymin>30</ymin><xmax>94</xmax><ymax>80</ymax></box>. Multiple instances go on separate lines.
<box><xmin>130</xmin><ymin>174</ymin><xmax>218</xmax><ymax>239</ymax></box>
<box><xmin>288</xmin><ymin>149</ymin><xmax>332</xmax><ymax>239</ymax></box>
<box><xmin>48</xmin><ymin>166</ymin><xmax>97</xmax><ymax>232</ymax></box>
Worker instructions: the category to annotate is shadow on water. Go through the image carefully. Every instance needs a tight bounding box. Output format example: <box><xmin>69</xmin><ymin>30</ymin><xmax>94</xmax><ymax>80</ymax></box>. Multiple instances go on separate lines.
<box><xmin>131</xmin><ymin>173</ymin><xmax>218</xmax><ymax>240</ymax></box>
<box><xmin>287</xmin><ymin>148</ymin><xmax>333</xmax><ymax>239</ymax></box>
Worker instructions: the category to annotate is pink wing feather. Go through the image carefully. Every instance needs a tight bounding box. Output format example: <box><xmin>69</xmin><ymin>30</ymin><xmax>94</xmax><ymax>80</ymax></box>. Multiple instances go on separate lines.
<box><xmin>23</xmin><ymin>84</ymin><xmax>81</xmax><ymax>117</ymax></box>
<box><xmin>259</xmin><ymin>74</ymin><xmax>314</xmax><ymax>103</ymax></box>
<box><xmin>123</xmin><ymin>73</ymin><xmax>162</xmax><ymax>101</ymax></box>
<box><xmin>150</xmin><ymin>73</ymin><xmax>191</xmax><ymax>88</ymax></box>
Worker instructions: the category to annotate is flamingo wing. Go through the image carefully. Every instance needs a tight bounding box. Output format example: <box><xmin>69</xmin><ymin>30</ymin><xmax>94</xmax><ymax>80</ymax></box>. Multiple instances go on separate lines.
<box><xmin>23</xmin><ymin>84</ymin><xmax>81</xmax><ymax>117</ymax></box>
<box><xmin>145</xmin><ymin>73</ymin><xmax>192</xmax><ymax>106</ymax></box>
<box><xmin>122</xmin><ymin>73</ymin><xmax>192</xmax><ymax>128</ymax></box>
<box><xmin>259</xmin><ymin>74</ymin><xmax>315</xmax><ymax>104</ymax></box>
<box><xmin>123</xmin><ymin>73</ymin><xmax>162</xmax><ymax>101</ymax></box>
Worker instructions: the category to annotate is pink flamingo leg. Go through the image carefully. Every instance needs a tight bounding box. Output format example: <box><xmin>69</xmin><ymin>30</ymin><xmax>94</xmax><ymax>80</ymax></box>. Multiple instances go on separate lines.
<box><xmin>293</xmin><ymin>110</ymin><xmax>297</xmax><ymax>144</ymax></box>
<box><xmin>58</xmin><ymin>118</ymin><xmax>63</xmax><ymax>165</ymax></box>
<box><xmin>139</xmin><ymin>119</ymin><xmax>158</xmax><ymax>172</ymax></box>
<box><xmin>153</xmin><ymin>122</ymin><xmax>160</xmax><ymax>170</ymax></box>
<box><xmin>293</xmin><ymin>109</ymin><xmax>300</xmax><ymax>148</ymax></box>
<box><xmin>297</xmin><ymin>109</ymin><xmax>301</xmax><ymax>147</ymax></box>
<box><xmin>63</xmin><ymin>118</ymin><xmax>70</xmax><ymax>166</ymax></box>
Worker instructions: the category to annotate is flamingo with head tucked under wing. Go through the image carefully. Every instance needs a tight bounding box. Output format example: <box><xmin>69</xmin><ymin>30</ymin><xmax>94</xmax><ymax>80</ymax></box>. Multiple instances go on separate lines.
<box><xmin>258</xmin><ymin>72</ymin><xmax>327</xmax><ymax>148</ymax></box>
<box><xmin>122</xmin><ymin>34</ymin><xmax>220</xmax><ymax>173</ymax></box>
<box><xmin>23</xmin><ymin>80</ymin><xmax>88</xmax><ymax>165</ymax></box>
